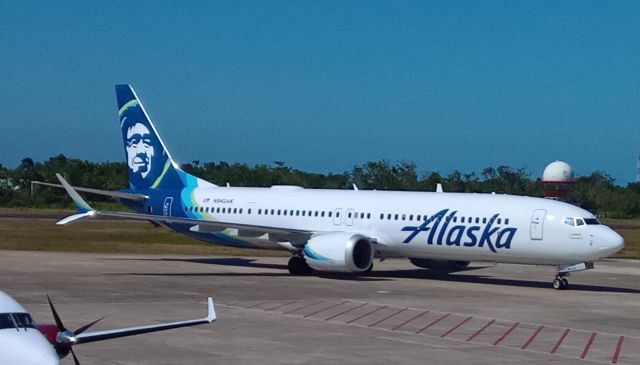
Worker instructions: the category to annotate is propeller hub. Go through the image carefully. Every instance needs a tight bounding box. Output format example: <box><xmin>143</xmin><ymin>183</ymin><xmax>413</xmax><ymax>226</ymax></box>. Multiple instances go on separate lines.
<box><xmin>56</xmin><ymin>330</ymin><xmax>77</xmax><ymax>347</ymax></box>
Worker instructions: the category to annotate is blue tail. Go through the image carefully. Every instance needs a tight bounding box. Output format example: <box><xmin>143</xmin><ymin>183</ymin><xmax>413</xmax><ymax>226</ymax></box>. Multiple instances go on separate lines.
<box><xmin>116</xmin><ymin>85</ymin><xmax>213</xmax><ymax>191</ymax></box>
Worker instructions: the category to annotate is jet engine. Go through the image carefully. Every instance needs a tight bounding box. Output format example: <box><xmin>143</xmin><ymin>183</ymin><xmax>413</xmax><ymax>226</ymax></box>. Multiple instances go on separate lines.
<box><xmin>409</xmin><ymin>258</ymin><xmax>470</xmax><ymax>271</ymax></box>
<box><xmin>303</xmin><ymin>233</ymin><xmax>373</xmax><ymax>273</ymax></box>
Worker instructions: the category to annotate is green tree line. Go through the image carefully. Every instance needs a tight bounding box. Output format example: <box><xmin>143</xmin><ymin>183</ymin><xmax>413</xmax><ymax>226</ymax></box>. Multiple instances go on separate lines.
<box><xmin>2</xmin><ymin>154</ymin><xmax>640</xmax><ymax>218</ymax></box>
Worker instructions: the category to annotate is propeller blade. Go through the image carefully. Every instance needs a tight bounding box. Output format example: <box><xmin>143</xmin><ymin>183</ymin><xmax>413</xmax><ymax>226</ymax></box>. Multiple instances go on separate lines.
<box><xmin>74</xmin><ymin>317</ymin><xmax>104</xmax><ymax>336</ymax></box>
<box><xmin>46</xmin><ymin>294</ymin><xmax>67</xmax><ymax>332</ymax></box>
<box><xmin>70</xmin><ymin>348</ymin><xmax>80</xmax><ymax>365</ymax></box>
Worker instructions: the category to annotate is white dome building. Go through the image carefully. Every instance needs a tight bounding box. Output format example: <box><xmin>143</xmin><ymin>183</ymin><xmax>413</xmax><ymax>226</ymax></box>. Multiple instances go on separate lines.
<box><xmin>541</xmin><ymin>160</ymin><xmax>575</xmax><ymax>200</ymax></box>
<box><xmin>542</xmin><ymin>160</ymin><xmax>575</xmax><ymax>183</ymax></box>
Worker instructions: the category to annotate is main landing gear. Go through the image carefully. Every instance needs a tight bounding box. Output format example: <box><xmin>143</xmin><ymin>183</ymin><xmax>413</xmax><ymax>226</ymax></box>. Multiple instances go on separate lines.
<box><xmin>288</xmin><ymin>256</ymin><xmax>312</xmax><ymax>275</ymax></box>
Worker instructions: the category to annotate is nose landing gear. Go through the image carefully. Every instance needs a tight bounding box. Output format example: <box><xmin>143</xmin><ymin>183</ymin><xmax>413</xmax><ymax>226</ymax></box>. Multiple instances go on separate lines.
<box><xmin>552</xmin><ymin>262</ymin><xmax>594</xmax><ymax>290</ymax></box>
<box><xmin>552</xmin><ymin>274</ymin><xmax>569</xmax><ymax>290</ymax></box>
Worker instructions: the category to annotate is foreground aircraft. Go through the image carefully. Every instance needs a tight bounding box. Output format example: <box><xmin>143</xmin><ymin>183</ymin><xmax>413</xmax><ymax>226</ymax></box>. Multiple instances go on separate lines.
<box><xmin>0</xmin><ymin>290</ymin><xmax>215</xmax><ymax>365</ymax></box>
<box><xmin>45</xmin><ymin>85</ymin><xmax>624</xmax><ymax>290</ymax></box>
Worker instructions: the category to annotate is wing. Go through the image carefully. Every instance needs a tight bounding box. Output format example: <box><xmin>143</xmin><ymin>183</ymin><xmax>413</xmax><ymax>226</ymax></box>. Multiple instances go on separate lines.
<box><xmin>54</xmin><ymin>173</ymin><xmax>314</xmax><ymax>245</ymax></box>
<box><xmin>76</xmin><ymin>298</ymin><xmax>215</xmax><ymax>344</ymax></box>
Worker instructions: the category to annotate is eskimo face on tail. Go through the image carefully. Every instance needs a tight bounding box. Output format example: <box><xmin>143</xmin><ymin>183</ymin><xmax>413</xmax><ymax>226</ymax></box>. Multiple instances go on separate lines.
<box><xmin>119</xmin><ymin>102</ymin><xmax>168</xmax><ymax>190</ymax></box>
<box><xmin>125</xmin><ymin>122</ymin><xmax>155</xmax><ymax>177</ymax></box>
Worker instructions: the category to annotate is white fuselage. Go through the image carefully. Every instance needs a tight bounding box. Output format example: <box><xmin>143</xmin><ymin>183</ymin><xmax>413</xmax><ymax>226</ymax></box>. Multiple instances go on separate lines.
<box><xmin>180</xmin><ymin>186</ymin><xmax>624</xmax><ymax>266</ymax></box>
<box><xmin>0</xmin><ymin>291</ymin><xmax>60</xmax><ymax>365</ymax></box>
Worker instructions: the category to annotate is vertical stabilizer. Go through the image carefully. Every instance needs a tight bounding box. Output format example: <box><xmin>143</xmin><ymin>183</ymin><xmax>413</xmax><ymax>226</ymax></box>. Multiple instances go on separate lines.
<box><xmin>116</xmin><ymin>85</ymin><xmax>215</xmax><ymax>190</ymax></box>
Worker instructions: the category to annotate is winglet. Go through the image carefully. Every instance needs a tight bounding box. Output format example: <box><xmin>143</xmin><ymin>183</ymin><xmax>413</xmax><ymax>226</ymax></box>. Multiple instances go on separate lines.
<box><xmin>56</xmin><ymin>173</ymin><xmax>96</xmax><ymax>225</ymax></box>
<box><xmin>206</xmin><ymin>297</ymin><xmax>216</xmax><ymax>322</ymax></box>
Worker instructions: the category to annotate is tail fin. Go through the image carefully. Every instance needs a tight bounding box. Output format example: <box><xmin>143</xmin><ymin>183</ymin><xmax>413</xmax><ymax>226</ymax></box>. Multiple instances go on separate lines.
<box><xmin>116</xmin><ymin>85</ymin><xmax>214</xmax><ymax>190</ymax></box>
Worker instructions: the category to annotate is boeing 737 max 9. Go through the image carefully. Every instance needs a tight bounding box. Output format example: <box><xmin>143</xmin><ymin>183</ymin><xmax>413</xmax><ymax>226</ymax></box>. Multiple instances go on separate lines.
<box><xmin>43</xmin><ymin>85</ymin><xmax>624</xmax><ymax>290</ymax></box>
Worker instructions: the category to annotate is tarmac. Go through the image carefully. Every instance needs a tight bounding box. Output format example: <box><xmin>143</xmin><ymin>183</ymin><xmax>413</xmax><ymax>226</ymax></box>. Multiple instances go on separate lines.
<box><xmin>1</xmin><ymin>250</ymin><xmax>639</xmax><ymax>364</ymax></box>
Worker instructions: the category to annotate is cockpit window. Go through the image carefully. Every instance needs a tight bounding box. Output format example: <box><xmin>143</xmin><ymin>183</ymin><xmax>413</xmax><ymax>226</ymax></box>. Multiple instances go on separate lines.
<box><xmin>0</xmin><ymin>313</ymin><xmax>36</xmax><ymax>330</ymax></box>
<box><xmin>563</xmin><ymin>217</ymin><xmax>575</xmax><ymax>226</ymax></box>
<box><xmin>12</xmin><ymin>313</ymin><xmax>36</xmax><ymax>329</ymax></box>
<box><xmin>0</xmin><ymin>313</ymin><xmax>14</xmax><ymax>329</ymax></box>
<box><xmin>584</xmin><ymin>218</ymin><xmax>600</xmax><ymax>225</ymax></box>
<box><xmin>576</xmin><ymin>218</ymin><xmax>585</xmax><ymax>226</ymax></box>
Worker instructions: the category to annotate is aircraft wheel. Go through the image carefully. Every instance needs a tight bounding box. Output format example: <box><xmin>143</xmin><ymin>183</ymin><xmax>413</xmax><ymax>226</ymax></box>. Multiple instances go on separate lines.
<box><xmin>552</xmin><ymin>278</ymin><xmax>563</xmax><ymax>290</ymax></box>
<box><xmin>561</xmin><ymin>278</ymin><xmax>569</xmax><ymax>290</ymax></box>
<box><xmin>288</xmin><ymin>256</ymin><xmax>312</xmax><ymax>275</ymax></box>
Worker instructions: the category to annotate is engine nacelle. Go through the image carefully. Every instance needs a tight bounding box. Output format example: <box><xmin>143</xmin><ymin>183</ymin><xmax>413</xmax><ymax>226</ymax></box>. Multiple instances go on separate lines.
<box><xmin>303</xmin><ymin>233</ymin><xmax>373</xmax><ymax>273</ymax></box>
<box><xmin>409</xmin><ymin>258</ymin><xmax>470</xmax><ymax>271</ymax></box>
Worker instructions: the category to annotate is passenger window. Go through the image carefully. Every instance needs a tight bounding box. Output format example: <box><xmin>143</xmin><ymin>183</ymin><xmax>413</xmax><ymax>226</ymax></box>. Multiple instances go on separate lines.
<box><xmin>367</xmin><ymin>213</ymin><xmax>371</xmax><ymax>219</ymax></box>
<box><xmin>461</xmin><ymin>217</ymin><xmax>465</xmax><ymax>223</ymax></box>
<box><xmin>348</xmin><ymin>212</ymin><xmax>352</xmax><ymax>218</ymax></box>
<box><xmin>402</xmin><ymin>214</ymin><xmax>406</xmax><ymax>221</ymax></box>
<box><xmin>482</xmin><ymin>217</ymin><xmax>487</xmax><ymax>224</ymax></box>
<box><xmin>302</xmin><ymin>211</ymin><xmax>306</xmax><ymax>216</ymax></box>
<box><xmin>360</xmin><ymin>213</ymin><xmax>364</xmax><ymax>219</ymax></box>
<box><xmin>271</xmin><ymin>209</ymin><xmax>275</xmax><ymax>215</ymax></box>
<box><xmin>387</xmin><ymin>214</ymin><xmax>392</xmax><ymax>220</ymax></box>
<box><xmin>277</xmin><ymin>210</ymin><xmax>281</xmax><ymax>215</ymax></box>
<box><xmin>409</xmin><ymin>214</ymin><xmax>413</xmax><ymax>221</ymax></box>
<box><xmin>296</xmin><ymin>210</ymin><xmax>300</xmax><ymax>216</ymax></box>
<box><xmin>497</xmin><ymin>218</ymin><xmax>501</xmax><ymax>224</ymax></box>
<box><xmin>315</xmin><ymin>211</ymin><xmax>319</xmax><ymax>217</ymax></box>
<box><xmin>416</xmin><ymin>215</ymin><xmax>421</xmax><ymax>221</ymax></box>
<box><xmin>234</xmin><ymin>208</ymin><xmax>238</xmax><ymax>214</ymax></box>
<box><xmin>321</xmin><ymin>211</ymin><xmax>325</xmax><ymax>217</ymax></box>
<box><xmin>505</xmin><ymin>218</ymin><xmax>509</xmax><ymax>225</ymax></box>
<box><xmin>222</xmin><ymin>208</ymin><xmax>226</xmax><ymax>213</ymax></box>
<box><xmin>475</xmin><ymin>217</ymin><xmax>479</xmax><ymax>224</ymax></box>
<box><xmin>216</xmin><ymin>207</ymin><xmax>221</xmax><ymax>213</ymax></box>
<box><xmin>380</xmin><ymin>213</ymin><xmax>384</xmax><ymax>220</ymax></box>
<box><xmin>336</xmin><ymin>212</ymin><xmax>340</xmax><ymax>218</ymax></box>
<box><xmin>394</xmin><ymin>214</ymin><xmax>399</xmax><ymax>220</ymax></box>
<box><xmin>328</xmin><ymin>211</ymin><xmax>332</xmax><ymax>218</ymax></box>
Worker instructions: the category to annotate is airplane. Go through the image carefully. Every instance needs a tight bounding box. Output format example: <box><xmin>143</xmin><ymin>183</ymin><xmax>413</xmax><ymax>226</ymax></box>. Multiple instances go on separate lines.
<box><xmin>0</xmin><ymin>289</ymin><xmax>215</xmax><ymax>365</ymax></box>
<box><xmin>42</xmin><ymin>84</ymin><xmax>624</xmax><ymax>290</ymax></box>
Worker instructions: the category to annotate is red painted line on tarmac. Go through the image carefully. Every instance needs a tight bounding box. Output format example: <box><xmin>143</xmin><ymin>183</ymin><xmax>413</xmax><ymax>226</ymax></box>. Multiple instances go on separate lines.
<box><xmin>263</xmin><ymin>301</ymin><xmax>297</xmax><ymax>311</ymax></box>
<box><xmin>580</xmin><ymin>332</ymin><xmax>597</xmax><ymax>359</ymax></box>
<box><xmin>303</xmin><ymin>301</ymin><xmax>349</xmax><ymax>318</ymax></box>
<box><xmin>415</xmin><ymin>313</ymin><xmax>450</xmax><ymax>334</ymax></box>
<box><xmin>368</xmin><ymin>308</ymin><xmax>407</xmax><ymax>328</ymax></box>
<box><xmin>392</xmin><ymin>311</ymin><xmax>429</xmax><ymax>331</ymax></box>
<box><xmin>346</xmin><ymin>305</ymin><xmax>388</xmax><ymax>324</ymax></box>
<box><xmin>466</xmin><ymin>319</ymin><xmax>495</xmax><ymax>342</ymax></box>
<box><xmin>283</xmin><ymin>300</ymin><xmax>325</xmax><ymax>314</ymax></box>
<box><xmin>520</xmin><ymin>325</ymin><xmax>544</xmax><ymax>350</ymax></box>
<box><xmin>612</xmin><ymin>336</ymin><xmax>624</xmax><ymax>364</ymax></box>
<box><xmin>550</xmin><ymin>328</ymin><xmax>570</xmax><ymax>354</ymax></box>
<box><xmin>324</xmin><ymin>302</ymin><xmax>369</xmax><ymax>321</ymax></box>
<box><xmin>441</xmin><ymin>316</ymin><xmax>473</xmax><ymax>338</ymax></box>
<box><xmin>245</xmin><ymin>301</ymin><xmax>270</xmax><ymax>309</ymax></box>
<box><xmin>493</xmin><ymin>322</ymin><xmax>519</xmax><ymax>346</ymax></box>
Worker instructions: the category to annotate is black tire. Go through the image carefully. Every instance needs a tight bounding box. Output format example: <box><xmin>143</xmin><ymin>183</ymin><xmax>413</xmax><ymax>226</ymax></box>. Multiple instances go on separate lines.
<box><xmin>288</xmin><ymin>256</ymin><xmax>312</xmax><ymax>275</ymax></box>
<box><xmin>552</xmin><ymin>278</ymin><xmax>563</xmax><ymax>290</ymax></box>
<box><xmin>561</xmin><ymin>278</ymin><xmax>569</xmax><ymax>290</ymax></box>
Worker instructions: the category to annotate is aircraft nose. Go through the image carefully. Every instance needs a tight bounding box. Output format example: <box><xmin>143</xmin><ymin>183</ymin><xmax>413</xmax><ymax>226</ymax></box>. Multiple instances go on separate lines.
<box><xmin>598</xmin><ymin>228</ymin><xmax>624</xmax><ymax>257</ymax></box>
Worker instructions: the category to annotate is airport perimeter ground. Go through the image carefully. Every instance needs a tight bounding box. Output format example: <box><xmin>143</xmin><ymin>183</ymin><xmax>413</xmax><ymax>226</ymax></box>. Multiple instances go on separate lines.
<box><xmin>1</xmin><ymin>213</ymin><xmax>640</xmax><ymax>364</ymax></box>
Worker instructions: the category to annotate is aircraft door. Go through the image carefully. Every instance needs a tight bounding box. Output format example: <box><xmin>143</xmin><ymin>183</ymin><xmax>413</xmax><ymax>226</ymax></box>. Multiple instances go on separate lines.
<box><xmin>346</xmin><ymin>208</ymin><xmax>354</xmax><ymax>226</ymax></box>
<box><xmin>163</xmin><ymin>197</ymin><xmax>173</xmax><ymax>217</ymax></box>
<box><xmin>333</xmin><ymin>209</ymin><xmax>342</xmax><ymax>225</ymax></box>
<box><xmin>530</xmin><ymin>209</ymin><xmax>546</xmax><ymax>240</ymax></box>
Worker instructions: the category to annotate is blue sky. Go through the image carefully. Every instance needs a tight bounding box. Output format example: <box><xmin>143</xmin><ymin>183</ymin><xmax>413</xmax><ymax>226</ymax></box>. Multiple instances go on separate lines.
<box><xmin>1</xmin><ymin>1</ymin><xmax>639</xmax><ymax>184</ymax></box>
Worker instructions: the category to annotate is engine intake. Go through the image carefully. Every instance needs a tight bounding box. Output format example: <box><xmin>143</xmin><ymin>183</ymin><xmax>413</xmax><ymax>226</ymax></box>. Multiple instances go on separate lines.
<box><xmin>303</xmin><ymin>233</ymin><xmax>373</xmax><ymax>273</ymax></box>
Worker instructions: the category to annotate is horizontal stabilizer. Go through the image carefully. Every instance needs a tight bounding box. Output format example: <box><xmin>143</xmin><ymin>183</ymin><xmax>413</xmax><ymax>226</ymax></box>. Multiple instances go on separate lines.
<box><xmin>33</xmin><ymin>181</ymin><xmax>148</xmax><ymax>201</ymax></box>
<box><xmin>56</xmin><ymin>211</ymin><xmax>95</xmax><ymax>225</ymax></box>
